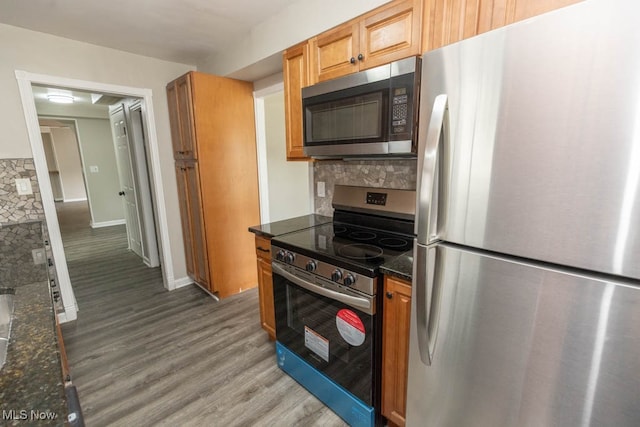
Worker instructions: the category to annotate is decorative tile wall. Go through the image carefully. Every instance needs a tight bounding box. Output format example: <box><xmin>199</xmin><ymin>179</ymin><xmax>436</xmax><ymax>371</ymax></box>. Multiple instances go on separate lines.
<box><xmin>313</xmin><ymin>159</ymin><xmax>417</xmax><ymax>216</ymax></box>
<box><xmin>0</xmin><ymin>159</ymin><xmax>61</xmax><ymax>310</ymax></box>
<box><xmin>0</xmin><ymin>159</ymin><xmax>44</xmax><ymax>224</ymax></box>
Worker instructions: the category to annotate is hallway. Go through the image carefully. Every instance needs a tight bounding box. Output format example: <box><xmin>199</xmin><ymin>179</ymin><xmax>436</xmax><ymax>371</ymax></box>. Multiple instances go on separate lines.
<box><xmin>56</xmin><ymin>201</ymin><xmax>345</xmax><ymax>426</ymax></box>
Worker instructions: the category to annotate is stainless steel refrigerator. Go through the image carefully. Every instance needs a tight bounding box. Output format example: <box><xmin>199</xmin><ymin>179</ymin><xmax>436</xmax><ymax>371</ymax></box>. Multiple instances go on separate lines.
<box><xmin>408</xmin><ymin>0</ymin><xmax>640</xmax><ymax>425</ymax></box>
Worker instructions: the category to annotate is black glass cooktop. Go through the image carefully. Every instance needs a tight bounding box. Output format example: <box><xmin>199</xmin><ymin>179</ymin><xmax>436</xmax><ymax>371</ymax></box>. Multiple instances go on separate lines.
<box><xmin>272</xmin><ymin>222</ymin><xmax>414</xmax><ymax>277</ymax></box>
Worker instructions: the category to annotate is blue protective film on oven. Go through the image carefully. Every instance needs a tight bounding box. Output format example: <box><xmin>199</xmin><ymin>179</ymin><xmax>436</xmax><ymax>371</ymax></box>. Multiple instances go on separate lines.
<box><xmin>276</xmin><ymin>341</ymin><xmax>374</xmax><ymax>427</ymax></box>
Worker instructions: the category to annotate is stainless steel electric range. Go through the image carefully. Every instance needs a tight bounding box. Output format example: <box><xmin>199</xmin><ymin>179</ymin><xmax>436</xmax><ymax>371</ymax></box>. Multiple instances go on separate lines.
<box><xmin>271</xmin><ymin>185</ymin><xmax>415</xmax><ymax>427</ymax></box>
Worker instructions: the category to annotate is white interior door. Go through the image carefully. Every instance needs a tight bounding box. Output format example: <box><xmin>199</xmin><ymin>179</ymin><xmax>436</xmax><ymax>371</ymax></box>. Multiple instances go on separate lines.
<box><xmin>110</xmin><ymin>105</ymin><xmax>143</xmax><ymax>258</ymax></box>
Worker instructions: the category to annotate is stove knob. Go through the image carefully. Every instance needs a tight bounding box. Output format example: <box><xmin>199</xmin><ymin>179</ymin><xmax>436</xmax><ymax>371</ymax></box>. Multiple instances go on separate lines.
<box><xmin>305</xmin><ymin>260</ymin><xmax>317</xmax><ymax>272</ymax></box>
<box><xmin>343</xmin><ymin>273</ymin><xmax>356</xmax><ymax>286</ymax></box>
<box><xmin>331</xmin><ymin>269</ymin><xmax>343</xmax><ymax>282</ymax></box>
<box><xmin>276</xmin><ymin>249</ymin><xmax>286</xmax><ymax>262</ymax></box>
<box><xmin>284</xmin><ymin>252</ymin><xmax>295</xmax><ymax>264</ymax></box>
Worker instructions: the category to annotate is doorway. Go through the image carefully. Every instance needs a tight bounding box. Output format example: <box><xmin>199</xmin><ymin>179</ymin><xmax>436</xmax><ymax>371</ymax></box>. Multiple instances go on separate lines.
<box><xmin>15</xmin><ymin>71</ymin><xmax>177</xmax><ymax>322</ymax></box>
<box><xmin>253</xmin><ymin>84</ymin><xmax>313</xmax><ymax>223</ymax></box>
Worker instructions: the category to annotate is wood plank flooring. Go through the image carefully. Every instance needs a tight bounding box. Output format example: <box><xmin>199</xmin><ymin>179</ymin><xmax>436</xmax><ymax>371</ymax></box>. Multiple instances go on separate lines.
<box><xmin>57</xmin><ymin>201</ymin><xmax>347</xmax><ymax>426</ymax></box>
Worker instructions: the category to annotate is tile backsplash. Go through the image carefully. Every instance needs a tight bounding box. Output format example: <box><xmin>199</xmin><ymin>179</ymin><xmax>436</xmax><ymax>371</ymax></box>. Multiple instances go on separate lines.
<box><xmin>0</xmin><ymin>159</ymin><xmax>44</xmax><ymax>224</ymax></box>
<box><xmin>0</xmin><ymin>159</ymin><xmax>60</xmax><ymax>309</ymax></box>
<box><xmin>313</xmin><ymin>159</ymin><xmax>417</xmax><ymax>216</ymax></box>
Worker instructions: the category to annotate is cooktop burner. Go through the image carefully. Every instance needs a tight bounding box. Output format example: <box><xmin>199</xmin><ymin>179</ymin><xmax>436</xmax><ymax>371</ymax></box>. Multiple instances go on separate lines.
<box><xmin>272</xmin><ymin>222</ymin><xmax>413</xmax><ymax>277</ymax></box>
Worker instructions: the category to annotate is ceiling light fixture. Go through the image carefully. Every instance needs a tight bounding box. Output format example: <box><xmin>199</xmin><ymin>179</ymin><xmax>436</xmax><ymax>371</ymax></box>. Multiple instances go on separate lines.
<box><xmin>47</xmin><ymin>94</ymin><xmax>74</xmax><ymax>104</ymax></box>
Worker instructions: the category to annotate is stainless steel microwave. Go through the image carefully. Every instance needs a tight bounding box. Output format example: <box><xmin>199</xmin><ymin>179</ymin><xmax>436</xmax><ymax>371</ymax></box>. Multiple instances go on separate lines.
<box><xmin>302</xmin><ymin>56</ymin><xmax>421</xmax><ymax>158</ymax></box>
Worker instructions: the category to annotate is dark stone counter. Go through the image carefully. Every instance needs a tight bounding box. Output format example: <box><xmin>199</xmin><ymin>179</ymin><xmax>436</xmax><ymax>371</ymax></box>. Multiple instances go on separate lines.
<box><xmin>0</xmin><ymin>221</ymin><xmax>70</xmax><ymax>425</ymax></box>
<box><xmin>380</xmin><ymin>249</ymin><xmax>414</xmax><ymax>282</ymax></box>
<box><xmin>0</xmin><ymin>281</ymin><xmax>66</xmax><ymax>426</ymax></box>
<box><xmin>248</xmin><ymin>214</ymin><xmax>333</xmax><ymax>238</ymax></box>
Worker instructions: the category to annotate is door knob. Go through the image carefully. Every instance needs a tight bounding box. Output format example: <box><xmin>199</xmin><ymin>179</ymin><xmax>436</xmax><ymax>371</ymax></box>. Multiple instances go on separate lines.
<box><xmin>357</xmin><ymin>53</ymin><xmax>364</xmax><ymax>61</ymax></box>
<box><xmin>350</xmin><ymin>57</ymin><xmax>356</xmax><ymax>64</ymax></box>
<box><xmin>118</xmin><ymin>191</ymin><xmax>125</xmax><ymax>196</ymax></box>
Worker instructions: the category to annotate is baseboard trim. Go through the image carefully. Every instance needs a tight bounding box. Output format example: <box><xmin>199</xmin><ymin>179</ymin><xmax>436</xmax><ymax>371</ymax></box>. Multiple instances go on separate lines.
<box><xmin>172</xmin><ymin>276</ymin><xmax>194</xmax><ymax>289</ymax></box>
<box><xmin>91</xmin><ymin>219</ymin><xmax>126</xmax><ymax>228</ymax></box>
<box><xmin>63</xmin><ymin>197</ymin><xmax>88</xmax><ymax>202</ymax></box>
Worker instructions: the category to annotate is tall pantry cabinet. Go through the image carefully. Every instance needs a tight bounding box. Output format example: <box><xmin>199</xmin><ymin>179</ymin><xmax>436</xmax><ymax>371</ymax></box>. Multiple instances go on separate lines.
<box><xmin>166</xmin><ymin>71</ymin><xmax>260</xmax><ymax>298</ymax></box>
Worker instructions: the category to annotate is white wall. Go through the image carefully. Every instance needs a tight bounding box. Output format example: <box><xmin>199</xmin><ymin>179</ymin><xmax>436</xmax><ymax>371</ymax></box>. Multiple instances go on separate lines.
<box><xmin>74</xmin><ymin>118</ymin><xmax>125</xmax><ymax>225</ymax></box>
<box><xmin>264</xmin><ymin>92</ymin><xmax>311</xmax><ymax>221</ymax></box>
<box><xmin>199</xmin><ymin>0</ymin><xmax>391</xmax><ymax>78</ymax></box>
<box><xmin>0</xmin><ymin>23</ymin><xmax>195</xmax><ymax>283</ymax></box>
<box><xmin>50</xmin><ymin>127</ymin><xmax>87</xmax><ymax>201</ymax></box>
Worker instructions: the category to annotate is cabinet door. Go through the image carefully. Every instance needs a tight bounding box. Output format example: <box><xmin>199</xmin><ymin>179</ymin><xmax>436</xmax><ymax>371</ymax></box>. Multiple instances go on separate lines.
<box><xmin>257</xmin><ymin>257</ymin><xmax>275</xmax><ymax>340</ymax></box>
<box><xmin>382</xmin><ymin>276</ymin><xmax>412</xmax><ymax>427</ymax></box>
<box><xmin>360</xmin><ymin>0</ymin><xmax>422</xmax><ymax>70</ymax></box>
<box><xmin>166</xmin><ymin>81</ymin><xmax>184</xmax><ymax>158</ymax></box>
<box><xmin>309</xmin><ymin>20</ymin><xmax>360</xmax><ymax>83</ymax></box>
<box><xmin>255</xmin><ymin>235</ymin><xmax>275</xmax><ymax>339</ymax></box>
<box><xmin>505</xmin><ymin>0</ymin><xmax>582</xmax><ymax>26</ymax></box>
<box><xmin>423</xmin><ymin>0</ymin><xmax>583</xmax><ymax>52</ymax></box>
<box><xmin>175</xmin><ymin>161</ymin><xmax>210</xmax><ymax>290</ymax></box>
<box><xmin>283</xmin><ymin>42</ymin><xmax>311</xmax><ymax>161</ymax></box>
<box><xmin>175</xmin><ymin>74</ymin><xmax>198</xmax><ymax>159</ymax></box>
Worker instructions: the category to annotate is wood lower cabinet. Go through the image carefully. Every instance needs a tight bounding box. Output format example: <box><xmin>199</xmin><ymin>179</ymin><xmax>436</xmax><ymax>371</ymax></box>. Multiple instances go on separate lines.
<box><xmin>309</xmin><ymin>0</ymin><xmax>422</xmax><ymax>83</ymax></box>
<box><xmin>254</xmin><ymin>235</ymin><xmax>275</xmax><ymax>340</ymax></box>
<box><xmin>167</xmin><ymin>72</ymin><xmax>260</xmax><ymax>298</ymax></box>
<box><xmin>382</xmin><ymin>275</ymin><xmax>412</xmax><ymax>427</ymax></box>
<box><xmin>422</xmin><ymin>0</ymin><xmax>582</xmax><ymax>51</ymax></box>
<box><xmin>174</xmin><ymin>160</ymin><xmax>209</xmax><ymax>289</ymax></box>
<box><xmin>283</xmin><ymin>41</ymin><xmax>310</xmax><ymax>161</ymax></box>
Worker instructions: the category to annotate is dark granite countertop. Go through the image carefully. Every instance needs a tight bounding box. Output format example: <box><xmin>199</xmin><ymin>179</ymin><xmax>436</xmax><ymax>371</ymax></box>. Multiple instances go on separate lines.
<box><xmin>248</xmin><ymin>214</ymin><xmax>333</xmax><ymax>238</ymax></box>
<box><xmin>0</xmin><ymin>281</ymin><xmax>67</xmax><ymax>425</ymax></box>
<box><xmin>380</xmin><ymin>249</ymin><xmax>414</xmax><ymax>282</ymax></box>
<box><xmin>0</xmin><ymin>221</ymin><xmax>69</xmax><ymax>425</ymax></box>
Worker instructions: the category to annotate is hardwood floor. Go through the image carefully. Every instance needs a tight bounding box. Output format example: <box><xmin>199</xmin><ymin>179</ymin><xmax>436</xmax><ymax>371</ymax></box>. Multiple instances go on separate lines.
<box><xmin>57</xmin><ymin>201</ymin><xmax>347</xmax><ymax>426</ymax></box>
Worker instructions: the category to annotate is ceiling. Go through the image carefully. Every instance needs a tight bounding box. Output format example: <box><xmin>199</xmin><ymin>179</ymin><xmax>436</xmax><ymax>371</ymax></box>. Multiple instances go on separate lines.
<box><xmin>0</xmin><ymin>0</ymin><xmax>299</xmax><ymax>66</ymax></box>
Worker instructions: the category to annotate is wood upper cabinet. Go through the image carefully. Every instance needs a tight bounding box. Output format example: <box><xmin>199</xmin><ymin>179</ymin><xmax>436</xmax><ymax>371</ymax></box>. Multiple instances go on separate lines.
<box><xmin>309</xmin><ymin>0</ymin><xmax>422</xmax><ymax>83</ymax></box>
<box><xmin>254</xmin><ymin>235</ymin><xmax>275</xmax><ymax>340</ymax></box>
<box><xmin>382</xmin><ymin>275</ymin><xmax>412</xmax><ymax>427</ymax></box>
<box><xmin>167</xmin><ymin>71</ymin><xmax>260</xmax><ymax>298</ymax></box>
<box><xmin>283</xmin><ymin>42</ymin><xmax>310</xmax><ymax>161</ymax></box>
<box><xmin>167</xmin><ymin>74</ymin><xmax>197</xmax><ymax>159</ymax></box>
<box><xmin>422</xmin><ymin>0</ymin><xmax>582</xmax><ymax>51</ymax></box>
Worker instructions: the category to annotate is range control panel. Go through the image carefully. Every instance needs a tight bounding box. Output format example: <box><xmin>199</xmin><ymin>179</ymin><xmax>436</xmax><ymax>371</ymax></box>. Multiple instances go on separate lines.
<box><xmin>366</xmin><ymin>192</ymin><xmax>387</xmax><ymax>206</ymax></box>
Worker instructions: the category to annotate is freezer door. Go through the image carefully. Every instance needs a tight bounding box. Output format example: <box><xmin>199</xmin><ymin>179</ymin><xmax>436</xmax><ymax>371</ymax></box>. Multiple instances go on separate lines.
<box><xmin>416</xmin><ymin>0</ymin><xmax>640</xmax><ymax>280</ymax></box>
<box><xmin>406</xmin><ymin>243</ymin><xmax>640</xmax><ymax>427</ymax></box>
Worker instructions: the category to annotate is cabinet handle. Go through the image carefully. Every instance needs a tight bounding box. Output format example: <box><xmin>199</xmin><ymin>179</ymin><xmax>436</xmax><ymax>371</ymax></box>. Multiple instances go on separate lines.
<box><xmin>350</xmin><ymin>57</ymin><xmax>356</xmax><ymax>64</ymax></box>
<box><xmin>357</xmin><ymin>53</ymin><xmax>364</xmax><ymax>61</ymax></box>
<box><xmin>257</xmin><ymin>247</ymin><xmax>270</xmax><ymax>253</ymax></box>
<box><xmin>386</xmin><ymin>291</ymin><xmax>393</xmax><ymax>299</ymax></box>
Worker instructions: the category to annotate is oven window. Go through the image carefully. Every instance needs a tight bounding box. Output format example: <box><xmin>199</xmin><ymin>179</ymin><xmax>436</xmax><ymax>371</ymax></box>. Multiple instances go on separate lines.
<box><xmin>306</xmin><ymin>92</ymin><xmax>383</xmax><ymax>143</ymax></box>
<box><xmin>274</xmin><ymin>271</ymin><xmax>374</xmax><ymax>405</ymax></box>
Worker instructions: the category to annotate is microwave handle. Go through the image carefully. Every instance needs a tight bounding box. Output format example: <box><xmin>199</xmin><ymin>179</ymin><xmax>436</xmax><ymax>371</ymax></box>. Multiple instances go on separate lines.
<box><xmin>272</xmin><ymin>263</ymin><xmax>373</xmax><ymax>314</ymax></box>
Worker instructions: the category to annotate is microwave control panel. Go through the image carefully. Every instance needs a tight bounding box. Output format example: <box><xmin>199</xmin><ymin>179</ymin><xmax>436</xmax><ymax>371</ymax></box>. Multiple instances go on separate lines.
<box><xmin>390</xmin><ymin>85</ymin><xmax>411</xmax><ymax>137</ymax></box>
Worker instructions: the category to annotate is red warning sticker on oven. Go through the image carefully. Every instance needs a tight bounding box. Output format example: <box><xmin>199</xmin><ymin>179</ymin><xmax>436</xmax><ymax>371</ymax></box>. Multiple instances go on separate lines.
<box><xmin>336</xmin><ymin>309</ymin><xmax>365</xmax><ymax>346</ymax></box>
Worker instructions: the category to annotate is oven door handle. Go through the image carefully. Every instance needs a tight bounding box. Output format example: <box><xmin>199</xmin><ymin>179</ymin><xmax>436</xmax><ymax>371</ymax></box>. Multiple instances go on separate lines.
<box><xmin>272</xmin><ymin>263</ymin><xmax>373</xmax><ymax>314</ymax></box>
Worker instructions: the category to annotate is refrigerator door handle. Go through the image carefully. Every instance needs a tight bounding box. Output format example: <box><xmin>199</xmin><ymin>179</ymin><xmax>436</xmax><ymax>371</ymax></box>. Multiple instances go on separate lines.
<box><xmin>413</xmin><ymin>241</ymin><xmax>443</xmax><ymax>365</ymax></box>
<box><xmin>416</xmin><ymin>94</ymin><xmax>449</xmax><ymax>245</ymax></box>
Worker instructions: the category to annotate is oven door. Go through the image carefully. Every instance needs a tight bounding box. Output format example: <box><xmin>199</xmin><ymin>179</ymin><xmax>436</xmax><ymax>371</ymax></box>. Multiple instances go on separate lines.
<box><xmin>272</xmin><ymin>261</ymin><xmax>376</xmax><ymax>405</ymax></box>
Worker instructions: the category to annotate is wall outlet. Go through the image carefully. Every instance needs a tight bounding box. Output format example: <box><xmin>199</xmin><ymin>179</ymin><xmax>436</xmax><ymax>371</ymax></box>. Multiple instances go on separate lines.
<box><xmin>317</xmin><ymin>181</ymin><xmax>326</xmax><ymax>198</ymax></box>
<box><xmin>32</xmin><ymin>248</ymin><xmax>46</xmax><ymax>265</ymax></box>
<box><xmin>15</xmin><ymin>178</ymin><xmax>33</xmax><ymax>195</ymax></box>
